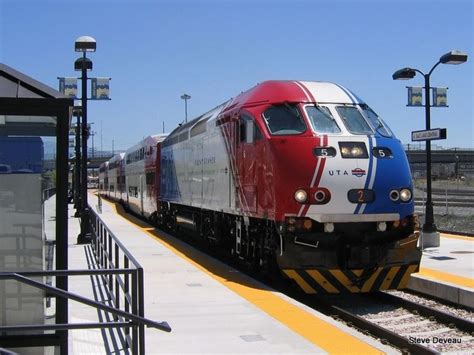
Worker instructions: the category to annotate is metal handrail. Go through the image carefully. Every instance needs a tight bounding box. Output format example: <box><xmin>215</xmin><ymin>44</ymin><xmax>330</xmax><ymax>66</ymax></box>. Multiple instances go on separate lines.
<box><xmin>0</xmin><ymin>207</ymin><xmax>171</xmax><ymax>354</ymax></box>
<box><xmin>88</xmin><ymin>207</ymin><xmax>159</xmax><ymax>354</ymax></box>
<box><xmin>0</xmin><ymin>272</ymin><xmax>171</xmax><ymax>332</ymax></box>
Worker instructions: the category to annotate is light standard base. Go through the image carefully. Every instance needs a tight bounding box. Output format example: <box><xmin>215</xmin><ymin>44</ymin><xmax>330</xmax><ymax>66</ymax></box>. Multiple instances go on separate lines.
<box><xmin>420</xmin><ymin>230</ymin><xmax>440</xmax><ymax>249</ymax></box>
<box><xmin>77</xmin><ymin>232</ymin><xmax>92</xmax><ymax>244</ymax></box>
<box><xmin>77</xmin><ymin>208</ymin><xmax>92</xmax><ymax>244</ymax></box>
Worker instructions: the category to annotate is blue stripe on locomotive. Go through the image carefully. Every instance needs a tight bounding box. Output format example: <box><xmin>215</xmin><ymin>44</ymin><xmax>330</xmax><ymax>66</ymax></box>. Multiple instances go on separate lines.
<box><xmin>362</xmin><ymin>137</ymin><xmax>414</xmax><ymax>219</ymax></box>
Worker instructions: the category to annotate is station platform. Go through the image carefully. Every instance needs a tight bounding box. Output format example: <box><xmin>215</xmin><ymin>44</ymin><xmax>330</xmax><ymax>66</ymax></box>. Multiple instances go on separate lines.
<box><xmin>67</xmin><ymin>193</ymin><xmax>473</xmax><ymax>353</ymax></box>
<box><xmin>68</xmin><ymin>195</ymin><xmax>397</xmax><ymax>354</ymax></box>
<box><xmin>407</xmin><ymin>233</ymin><xmax>474</xmax><ymax>308</ymax></box>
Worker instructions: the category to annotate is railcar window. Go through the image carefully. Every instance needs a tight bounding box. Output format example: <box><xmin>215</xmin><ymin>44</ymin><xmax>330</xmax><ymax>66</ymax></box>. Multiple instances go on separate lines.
<box><xmin>360</xmin><ymin>105</ymin><xmax>393</xmax><ymax>137</ymax></box>
<box><xmin>126</xmin><ymin>147</ymin><xmax>148</xmax><ymax>164</ymax></box>
<box><xmin>262</xmin><ymin>104</ymin><xmax>306</xmax><ymax>135</ymax></box>
<box><xmin>190</xmin><ymin>116</ymin><xmax>210</xmax><ymax>137</ymax></box>
<box><xmin>239</xmin><ymin>114</ymin><xmax>263</xmax><ymax>143</ymax></box>
<box><xmin>305</xmin><ymin>105</ymin><xmax>340</xmax><ymax>133</ymax></box>
<box><xmin>178</xmin><ymin>132</ymin><xmax>188</xmax><ymax>142</ymax></box>
<box><xmin>336</xmin><ymin>106</ymin><xmax>373</xmax><ymax>135</ymax></box>
<box><xmin>146</xmin><ymin>172</ymin><xmax>155</xmax><ymax>185</ymax></box>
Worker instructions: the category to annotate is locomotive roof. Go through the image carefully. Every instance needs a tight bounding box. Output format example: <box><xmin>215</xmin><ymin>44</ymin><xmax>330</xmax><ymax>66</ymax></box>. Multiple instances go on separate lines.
<box><xmin>164</xmin><ymin>80</ymin><xmax>366</xmax><ymax>144</ymax></box>
<box><xmin>227</xmin><ymin>80</ymin><xmax>366</xmax><ymax>108</ymax></box>
<box><xmin>164</xmin><ymin>100</ymin><xmax>231</xmax><ymax>143</ymax></box>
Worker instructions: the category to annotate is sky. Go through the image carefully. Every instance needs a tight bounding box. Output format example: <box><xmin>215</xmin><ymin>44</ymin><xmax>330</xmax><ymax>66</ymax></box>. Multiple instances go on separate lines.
<box><xmin>0</xmin><ymin>0</ymin><xmax>472</xmax><ymax>151</ymax></box>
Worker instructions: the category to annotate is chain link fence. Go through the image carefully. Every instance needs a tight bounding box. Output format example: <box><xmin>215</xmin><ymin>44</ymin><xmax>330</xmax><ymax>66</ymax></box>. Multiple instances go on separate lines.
<box><xmin>413</xmin><ymin>176</ymin><xmax>474</xmax><ymax>234</ymax></box>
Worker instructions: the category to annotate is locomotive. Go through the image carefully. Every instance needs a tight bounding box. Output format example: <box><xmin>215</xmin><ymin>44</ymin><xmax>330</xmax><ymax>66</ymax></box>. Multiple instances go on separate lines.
<box><xmin>100</xmin><ymin>80</ymin><xmax>421</xmax><ymax>293</ymax></box>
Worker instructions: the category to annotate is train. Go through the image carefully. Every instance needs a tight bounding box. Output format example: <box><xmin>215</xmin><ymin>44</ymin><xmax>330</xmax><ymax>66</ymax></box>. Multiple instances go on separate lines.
<box><xmin>99</xmin><ymin>80</ymin><xmax>422</xmax><ymax>293</ymax></box>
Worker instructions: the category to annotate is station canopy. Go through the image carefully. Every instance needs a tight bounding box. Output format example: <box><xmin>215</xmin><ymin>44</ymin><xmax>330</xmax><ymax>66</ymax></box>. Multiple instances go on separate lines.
<box><xmin>0</xmin><ymin>63</ymin><xmax>72</xmax><ymax>136</ymax></box>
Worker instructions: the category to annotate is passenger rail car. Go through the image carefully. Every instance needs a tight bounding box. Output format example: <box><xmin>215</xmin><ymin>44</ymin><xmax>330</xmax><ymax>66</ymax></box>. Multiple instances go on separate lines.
<box><xmin>98</xmin><ymin>161</ymin><xmax>109</xmax><ymax>193</ymax></box>
<box><xmin>102</xmin><ymin>80</ymin><xmax>422</xmax><ymax>293</ymax></box>
<box><xmin>124</xmin><ymin>134</ymin><xmax>167</xmax><ymax>218</ymax></box>
<box><xmin>107</xmin><ymin>153</ymin><xmax>125</xmax><ymax>200</ymax></box>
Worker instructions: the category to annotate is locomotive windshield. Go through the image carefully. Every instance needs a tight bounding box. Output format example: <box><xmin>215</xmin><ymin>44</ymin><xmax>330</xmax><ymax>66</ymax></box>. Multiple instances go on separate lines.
<box><xmin>262</xmin><ymin>104</ymin><xmax>306</xmax><ymax>135</ymax></box>
<box><xmin>360</xmin><ymin>105</ymin><xmax>393</xmax><ymax>137</ymax></box>
<box><xmin>336</xmin><ymin>106</ymin><xmax>373</xmax><ymax>135</ymax></box>
<box><xmin>305</xmin><ymin>105</ymin><xmax>341</xmax><ymax>133</ymax></box>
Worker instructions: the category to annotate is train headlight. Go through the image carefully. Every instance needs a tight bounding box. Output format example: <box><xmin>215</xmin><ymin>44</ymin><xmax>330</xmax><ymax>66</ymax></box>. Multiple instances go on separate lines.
<box><xmin>294</xmin><ymin>189</ymin><xmax>308</xmax><ymax>203</ymax></box>
<box><xmin>351</xmin><ymin>146</ymin><xmax>363</xmax><ymax>156</ymax></box>
<box><xmin>377</xmin><ymin>222</ymin><xmax>387</xmax><ymax>232</ymax></box>
<box><xmin>338</xmin><ymin>142</ymin><xmax>368</xmax><ymax>159</ymax></box>
<box><xmin>340</xmin><ymin>146</ymin><xmax>350</xmax><ymax>156</ymax></box>
<box><xmin>400</xmin><ymin>188</ymin><xmax>412</xmax><ymax>202</ymax></box>
<box><xmin>324</xmin><ymin>222</ymin><xmax>335</xmax><ymax>233</ymax></box>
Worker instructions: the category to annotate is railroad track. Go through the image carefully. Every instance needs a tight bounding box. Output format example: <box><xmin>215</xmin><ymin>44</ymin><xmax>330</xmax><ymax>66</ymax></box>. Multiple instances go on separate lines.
<box><xmin>415</xmin><ymin>188</ymin><xmax>474</xmax><ymax>197</ymax></box>
<box><xmin>297</xmin><ymin>291</ymin><xmax>474</xmax><ymax>354</ymax></box>
<box><xmin>430</xmin><ymin>189</ymin><xmax>474</xmax><ymax>197</ymax></box>
<box><xmin>415</xmin><ymin>200</ymin><xmax>474</xmax><ymax>208</ymax></box>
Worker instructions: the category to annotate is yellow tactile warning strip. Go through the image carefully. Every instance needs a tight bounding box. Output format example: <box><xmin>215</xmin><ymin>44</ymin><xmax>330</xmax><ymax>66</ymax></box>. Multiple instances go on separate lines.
<box><xmin>105</xmin><ymin>201</ymin><xmax>382</xmax><ymax>354</ymax></box>
<box><xmin>417</xmin><ymin>267</ymin><xmax>474</xmax><ymax>289</ymax></box>
<box><xmin>440</xmin><ymin>233</ymin><xmax>473</xmax><ymax>242</ymax></box>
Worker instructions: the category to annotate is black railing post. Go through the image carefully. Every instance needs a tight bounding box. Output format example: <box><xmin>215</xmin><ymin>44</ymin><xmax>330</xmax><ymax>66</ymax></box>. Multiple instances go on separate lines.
<box><xmin>138</xmin><ymin>267</ymin><xmax>145</xmax><ymax>355</ymax></box>
<box><xmin>108</xmin><ymin>234</ymin><xmax>113</xmax><ymax>289</ymax></box>
<box><xmin>131</xmin><ymin>271</ymin><xmax>138</xmax><ymax>354</ymax></box>
<box><xmin>115</xmin><ymin>244</ymin><xmax>120</xmax><ymax>321</ymax></box>
<box><xmin>124</xmin><ymin>256</ymin><xmax>130</xmax><ymax>340</ymax></box>
<box><xmin>102</xmin><ymin>225</ymin><xmax>106</xmax><ymax>266</ymax></box>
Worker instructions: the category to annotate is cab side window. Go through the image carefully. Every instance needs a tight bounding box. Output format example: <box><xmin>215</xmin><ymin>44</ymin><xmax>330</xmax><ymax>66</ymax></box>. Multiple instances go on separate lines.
<box><xmin>239</xmin><ymin>114</ymin><xmax>263</xmax><ymax>144</ymax></box>
<box><xmin>262</xmin><ymin>104</ymin><xmax>306</xmax><ymax>135</ymax></box>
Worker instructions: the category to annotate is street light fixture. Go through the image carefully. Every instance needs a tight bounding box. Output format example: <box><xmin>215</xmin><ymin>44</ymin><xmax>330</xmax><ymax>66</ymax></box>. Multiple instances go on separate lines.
<box><xmin>393</xmin><ymin>50</ymin><xmax>468</xmax><ymax>244</ymax></box>
<box><xmin>180</xmin><ymin>94</ymin><xmax>191</xmax><ymax>123</ymax></box>
<box><xmin>392</xmin><ymin>67</ymin><xmax>416</xmax><ymax>80</ymax></box>
<box><xmin>75</xmin><ymin>35</ymin><xmax>96</xmax><ymax>244</ymax></box>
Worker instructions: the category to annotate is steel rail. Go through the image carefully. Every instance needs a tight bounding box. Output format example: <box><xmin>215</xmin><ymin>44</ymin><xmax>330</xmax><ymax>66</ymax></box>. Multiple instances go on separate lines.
<box><xmin>375</xmin><ymin>291</ymin><xmax>474</xmax><ymax>333</ymax></box>
<box><xmin>324</xmin><ymin>302</ymin><xmax>438</xmax><ymax>355</ymax></box>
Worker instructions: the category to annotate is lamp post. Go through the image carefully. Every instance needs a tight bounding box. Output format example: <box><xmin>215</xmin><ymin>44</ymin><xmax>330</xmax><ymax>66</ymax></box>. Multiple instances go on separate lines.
<box><xmin>180</xmin><ymin>93</ymin><xmax>191</xmax><ymax>123</ymax></box>
<box><xmin>72</xmin><ymin>107</ymin><xmax>82</xmax><ymax>214</ymax></box>
<box><xmin>75</xmin><ymin>35</ymin><xmax>96</xmax><ymax>244</ymax></box>
<box><xmin>91</xmin><ymin>128</ymin><xmax>95</xmax><ymax>158</ymax></box>
<box><xmin>393</xmin><ymin>50</ymin><xmax>468</xmax><ymax>241</ymax></box>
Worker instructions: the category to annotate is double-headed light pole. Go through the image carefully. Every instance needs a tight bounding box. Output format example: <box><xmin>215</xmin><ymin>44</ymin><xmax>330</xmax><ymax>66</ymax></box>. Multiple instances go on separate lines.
<box><xmin>393</xmin><ymin>50</ymin><xmax>468</xmax><ymax>241</ymax></box>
